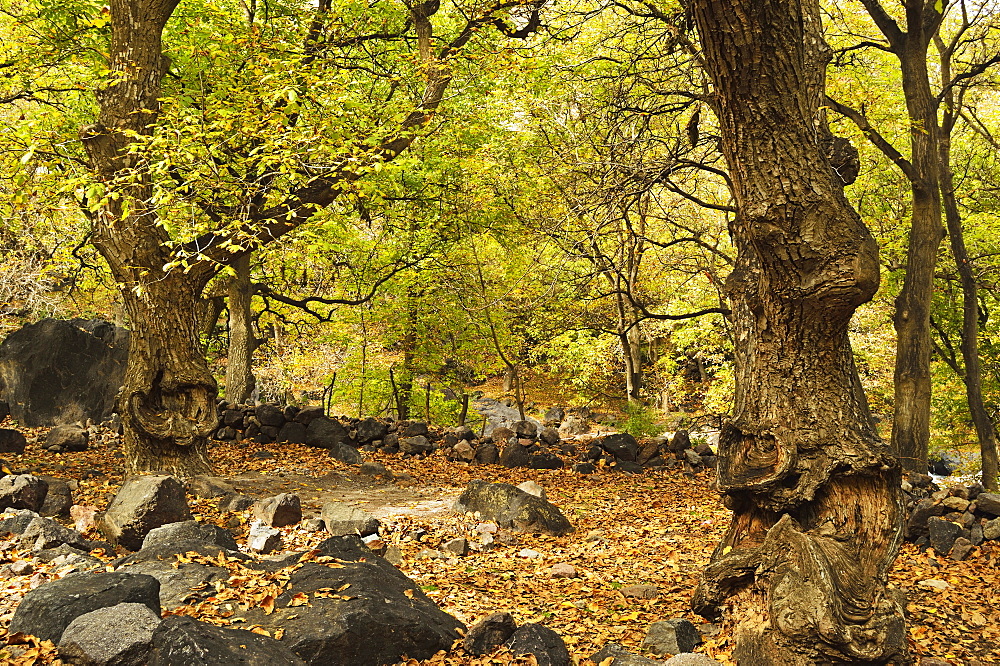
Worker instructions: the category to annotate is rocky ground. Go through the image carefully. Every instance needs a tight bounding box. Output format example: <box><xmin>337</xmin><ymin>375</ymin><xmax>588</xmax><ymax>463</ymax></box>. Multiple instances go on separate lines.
<box><xmin>1</xmin><ymin>420</ymin><xmax>999</xmax><ymax>665</ymax></box>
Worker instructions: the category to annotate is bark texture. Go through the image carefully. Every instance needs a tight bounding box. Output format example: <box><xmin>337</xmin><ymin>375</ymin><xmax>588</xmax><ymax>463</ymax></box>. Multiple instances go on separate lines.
<box><xmin>82</xmin><ymin>0</ymin><xmax>216</xmax><ymax>476</ymax></box>
<box><xmin>690</xmin><ymin>1</ymin><xmax>907</xmax><ymax>662</ymax></box>
<box><xmin>226</xmin><ymin>254</ymin><xmax>256</xmax><ymax>405</ymax></box>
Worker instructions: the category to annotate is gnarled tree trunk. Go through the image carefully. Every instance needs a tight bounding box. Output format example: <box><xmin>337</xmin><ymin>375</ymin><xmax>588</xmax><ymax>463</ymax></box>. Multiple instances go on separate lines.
<box><xmin>82</xmin><ymin>0</ymin><xmax>216</xmax><ymax>477</ymax></box>
<box><xmin>690</xmin><ymin>0</ymin><xmax>907</xmax><ymax>662</ymax></box>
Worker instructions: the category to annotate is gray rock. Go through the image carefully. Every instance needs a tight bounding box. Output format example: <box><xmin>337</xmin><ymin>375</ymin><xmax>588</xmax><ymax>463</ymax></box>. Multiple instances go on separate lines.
<box><xmin>141</xmin><ymin>520</ymin><xmax>238</xmax><ymax>552</ymax></box>
<box><xmin>400</xmin><ymin>435</ymin><xmax>435</xmax><ymax>455</ymax></box>
<box><xmin>443</xmin><ymin>537</ymin><xmax>468</xmax><ymax>556</ymax></box>
<box><xmin>39</xmin><ymin>477</ymin><xmax>73</xmax><ymax>517</ymax></box>
<box><xmin>0</xmin><ymin>318</ymin><xmax>129</xmax><ymax>427</ymax></box>
<box><xmin>976</xmin><ymin>492</ymin><xmax>1000</xmax><ymax>516</ymax></box>
<box><xmin>321</xmin><ymin>502</ymin><xmax>380</xmax><ymax>537</ymax></box>
<box><xmin>450</xmin><ymin>425</ymin><xmax>475</xmax><ymax>441</ymax></box>
<box><xmin>186</xmin><ymin>475</ymin><xmax>235</xmax><ymax>499</ymax></box>
<box><xmin>113</xmin><ymin>547</ymin><xmax>241</xmax><ymax>611</ymax></box>
<box><xmin>538</xmin><ymin>426</ymin><xmax>561</xmax><ymax>447</ymax></box>
<box><xmin>591</xmin><ymin>643</ymin><xmax>664</xmax><ymax>665</ymax></box>
<box><xmin>622</xmin><ymin>584</ymin><xmax>660</xmax><ymax>599</ymax></box>
<box><xmin>58</xmin><ymin>602</ymin><xmax>161</xmax><ymax>666</ymax></box>
<box><xmin>301</xmin><ymin>517</ymin><xmax>325</xmax><ymax>532</ymax></box>
<box><xmin>664</xmin><ymin>655</ymin><xmax>721</xmax><ymax>666</ymax></box>
<box><xmin>0</xmin><ymin>428</ymin><xmax>26</xmax><ymax>454</ymax></box>
<box><xmin>0</xmin><ymin>507</ymin><xmax>41</xmax><ymax>535</ymax></box>
<box><xmin>453</xmin><ymin>480</ymin><xmax>573</xmax><ymax>536</ymax></box>
<box><xmin>517</xmin><ymin>480</ymin><xmax>546</xmax><ymax>499</ymax></box>
<box><xmin>239</xmin><ymin>535</ymin><xmax>464</xmax><ymax>665</ymax></box>
<box><xmin>950</xmin><ymin>536</ymin><xmax>974</xmax><ymax>561</ymax></box>
<box><xmin>641</xmin><ymin>619</ymin><xmax>702</xmax><ymax>655</ymax></box>
<box><xmin>19</xmin><ymin>515</ymin><xmax>94</xmax><ymax>553</ymax></box>
<box><xmin>218</xmin><ymin>493</ymin><xmax>255</xmax><ymax>513</ymax></box>
<box><xmin>906</xmin><ymin>498</ymin><xmax>944</xmax><ymax>537</ymax></box>
<box><xmin>45</xmin><ymin>424</ymin><xmax>89</xmax><ymax>452</ymax></box>
<box><xmin>983</xmin><ymin>517</ymin><xmax>1000</xmax><ymax>540</ymax></box>
<box><xmin>464</xmin><ymin>612</ymin><xmax>517</xmax><ymax>656</ymax></box>
<box><xmin>513</xmin><ymin>420</ymin><xmax>538</xmax><ymax>439</ymax></box>
<box><xmin>253</xmin><ymin>493</ymin><xmax>302</xmax><ymax>527</ymax></box>
<box><xmin>0</xmin><ymin>474</ymin><xmax>48</xmax><ymax>512</ymax></box>
<box><xmin>9</xmin><ymin>571</ymin><xmax>160</xmax><ymax>643</ymax></box>
<box><xmin>927</xmin><ymin>517</ymin><xmax>964</xmax><ymax>556</ymax></box>
<box><xmin>329</xmin><ymin>441</ymin><xmax>363</xmax><ymax>465</ymax></box>
<box><xmin>148</xmin><ymin>616</ymin><xmax>305</xmax><ymax>665</ymax></box>
<box><xmin>100</xmin><ymin>475</ymin><xmax>192</xmax><ymax>551</ymax></box>
<box><xmin>505</xmin><ymin>623</ymin><xmax>570</xmax><ymax>666</ymax></box>
<box><xmin>402</xmin><ymin>421</ymin><xmax>429</xmax><ymax>437</ymax></box>
<box><xmin>248</xmin><ymin>520</ymin><xmax>282</xmax><ymax>554</ymax></box>
<box><xmin>453</xmin><ymin>441</ymin><xmax>475</xmax><ymax>461</ymax></box>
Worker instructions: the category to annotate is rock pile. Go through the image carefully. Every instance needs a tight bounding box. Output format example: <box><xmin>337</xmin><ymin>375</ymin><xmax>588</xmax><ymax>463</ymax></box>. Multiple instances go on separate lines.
<box><xmin>902</xmin><ymin>473</ymin><xmax>1000</xmax><ymax>560</ymax></box>
<box><xmin>3</xmin><ymin>472</ymin><xmax>465</xmax><ymax>665</ymax></box>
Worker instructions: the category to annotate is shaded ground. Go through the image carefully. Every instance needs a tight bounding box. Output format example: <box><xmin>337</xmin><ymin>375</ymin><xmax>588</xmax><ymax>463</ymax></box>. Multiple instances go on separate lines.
<box><xmin>2</xmin><ymin>423</ymin><xmax>999</xmax><ymax>664</ymax></box>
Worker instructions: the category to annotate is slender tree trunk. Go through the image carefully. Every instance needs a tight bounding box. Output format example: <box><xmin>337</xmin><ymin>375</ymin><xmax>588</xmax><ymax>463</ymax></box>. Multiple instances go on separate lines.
<box><xmin>226</xmin><ymin>253</ymin><xmax>255</xmax><ymax>405</ymax></box>
<box><xmin>82</xmin><ymin>0</ymin><xmax>216</xmax><ymax>477</ymax></box>
<box><xmin>890</xmin><ymin>34</ymin><xmax>945</xmax><ymax>476</ymax></box>
<box><xmin>936</xmin><ymin>42</ymin><xmax>1000</xmax><ymax>490</ymax></box>
<box><xmin>691</xmin><ymin>1</ymin><xmax>907</xmax><ymax>662</ymax></box>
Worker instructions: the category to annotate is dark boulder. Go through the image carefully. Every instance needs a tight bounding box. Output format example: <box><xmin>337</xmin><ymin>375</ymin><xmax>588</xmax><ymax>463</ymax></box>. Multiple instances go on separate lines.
<box><xmin>474</xmin><ymin>442</ymin><xmax>499</xmax><ymax>465</ymax></box>
<box><xmin>305</xmin><ymin>417</ymin><xmax>349</xmax><ymax>449</ymax></box>
<box><xmin>19</xmin><ymin>515</ymin><xmax>95</xmax><ymax>553</ymax></box>
<box><xmin>463</xmin><ymin>612</ymin><xmax>517</xmax><ymax>656</ymax></box>
<box><xmin>927</xmin><ymin>517</ymin><xmax>964</xmax><ymax>556</ymax></box>
<box><xmin>513</xmin><ymin>420</ymin><xmax>538</xmax><ymax>439</ymax></box>
<box><xmin>500</xmin><ymin>442</ymin><xmax>531</xmax><ymax>468</ymax></box>
<box><xmin>277</xmin><ymin>421</ymin><xmax>308</xmax><ymax>444</ymax></box>
<box><xmin>239</xmin><ymin>535</ymin><xmax>465</xmax><ymax>665</ymax></box>
<box><xmin>0</xmin><ymin>318</ymin><xmax>129</xmax><ymax>427</ymax></box>
<box><xmin>356</xmin><ymin>417</ymin><xmax>389</xmax><ymax>443</ymax></box>
<box><xmin>668</xmin><ymin>430</ymin><xmax>691</xmax><ymax>455</ymax></box>
<box><xmin>504</xmin><ymin>623</ymin><xmax>570</xmax><ymax>666</ymax></box>
<box><xmin>0</xmin><ymin>428</ymin><xmax>26</xmax><ymax>454</ymax></box>
<box><xmin>9</xmin><ymin>571</ymin><xmax>160</xmax><ymax>643</ymax></box>
<box><xmin>253</xmin><ymin>493</ymin><xmax>302</xmax><ymax>527</ymax></box>
<box><xmin>641</xmin><ymin>618</ymin><xmax>702</xmax><ymax>655</ymax></box>
<box><xmin>148</xmin><ymin>616</ymin><xmax>305</xmax><ymax>665</ymax></box>
<box><xmin>255</xmin><ymin>404</ymin><xmax>286</xmax><ymax>428</ymax></box>
<box><xmin>401</xmin><ymin>421</ymin><xmax>429</xmax><ymax>437</ymax></box>
<box><xmin>39</xmin><ymin>476</ymin><xmax>73</xmax><ymax>517</ymax></box>
<box><xmin>598</xmin><ymin>433</ymin><xmax>639</xmax><ymax>462</ymax></box>
<box><xmin>928</xmin><ymin>452</ymin><xmax>962</xmax><ymax>476</ymax></box>
<box><xmin>453</xmin><ymin>480</ymin><xmax>574</xmax><ymax>536</ymax></box>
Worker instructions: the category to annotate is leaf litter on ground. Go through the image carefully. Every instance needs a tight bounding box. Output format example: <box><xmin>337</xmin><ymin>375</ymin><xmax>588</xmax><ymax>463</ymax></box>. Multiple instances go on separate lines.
<box><xmin>1</xmin><ymin>422</ymin><xmax>998</xmax><ymax>665</ymax></box>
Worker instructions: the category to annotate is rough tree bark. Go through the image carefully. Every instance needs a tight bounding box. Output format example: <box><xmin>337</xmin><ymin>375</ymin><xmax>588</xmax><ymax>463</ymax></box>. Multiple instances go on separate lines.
<box><xmin>226</xmin><ymin>254</ymin><xmax>256</xmax><ymax>405</ymax></box>
<box><xmin>82</xmin><ymin>0</ymin><xmax>216</xmax><ymax>476</ymax></box>
<box><xmin>690</xmin><ymin>0</ymin><xmax>907</xmax><ymax>663</ymax></box>
<box><xmin>856</xmin><ymin>0</ymin><xmax>947</xmax><ymax>476</ymax></box>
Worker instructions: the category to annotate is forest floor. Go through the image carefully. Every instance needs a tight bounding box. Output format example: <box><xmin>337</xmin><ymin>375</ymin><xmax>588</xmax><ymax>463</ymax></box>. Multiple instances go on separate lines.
<box><xmin>1</xmin><ymin>426</ymin><xmax>999</xmax><ymax>665</ymax></box>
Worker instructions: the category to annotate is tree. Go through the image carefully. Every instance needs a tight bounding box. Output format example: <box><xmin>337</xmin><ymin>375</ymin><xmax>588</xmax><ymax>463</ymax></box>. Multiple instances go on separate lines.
<box><xmin>77</xmin><ymin>0</ymin><xmax>545</xmax><ymax>475</ymax></box>
<box><xmin>690</xmin><ymin>0</ymin><xmax>906</xmax><ymax>662</ymax></box>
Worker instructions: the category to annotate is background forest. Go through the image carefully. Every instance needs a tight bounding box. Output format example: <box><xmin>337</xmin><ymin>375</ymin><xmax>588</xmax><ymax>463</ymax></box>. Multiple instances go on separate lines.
<box><xmin>2</xmin><ymin>0</ymin><xmax>999</xmax><ymax>463</ymax></box>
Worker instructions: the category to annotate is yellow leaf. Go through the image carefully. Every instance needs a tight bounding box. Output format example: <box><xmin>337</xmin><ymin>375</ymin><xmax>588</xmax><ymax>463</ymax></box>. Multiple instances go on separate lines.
<box><xmin>274</xmin><ymin>628</ymin><xmax>285</xmax><ymax>640</ymax></box>
<box><xmin>404</xmin><ymin>589</ymin><xmax>415</xmax><ymax>599</ymax></box>
<box><xmin>261</xmin><ymin>595</ymin><xmax>276</xmax><ymax>615</ymax></box>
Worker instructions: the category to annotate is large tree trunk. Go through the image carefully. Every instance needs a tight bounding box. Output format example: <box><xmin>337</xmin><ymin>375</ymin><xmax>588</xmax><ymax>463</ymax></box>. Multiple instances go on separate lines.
<box><xmin>690</xmin><ymin>1</ymin><xmax>907</xmax><ymax>662</ymax></box>
<box><xmin>226</xmin><ymin>254</ymin><xmax>256</xmax><ymax>405</ymax></box>
<box><xmin>81</xmin><ymin>0</ymin><xmax>216</xmax><ymax>477</ymax></box>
